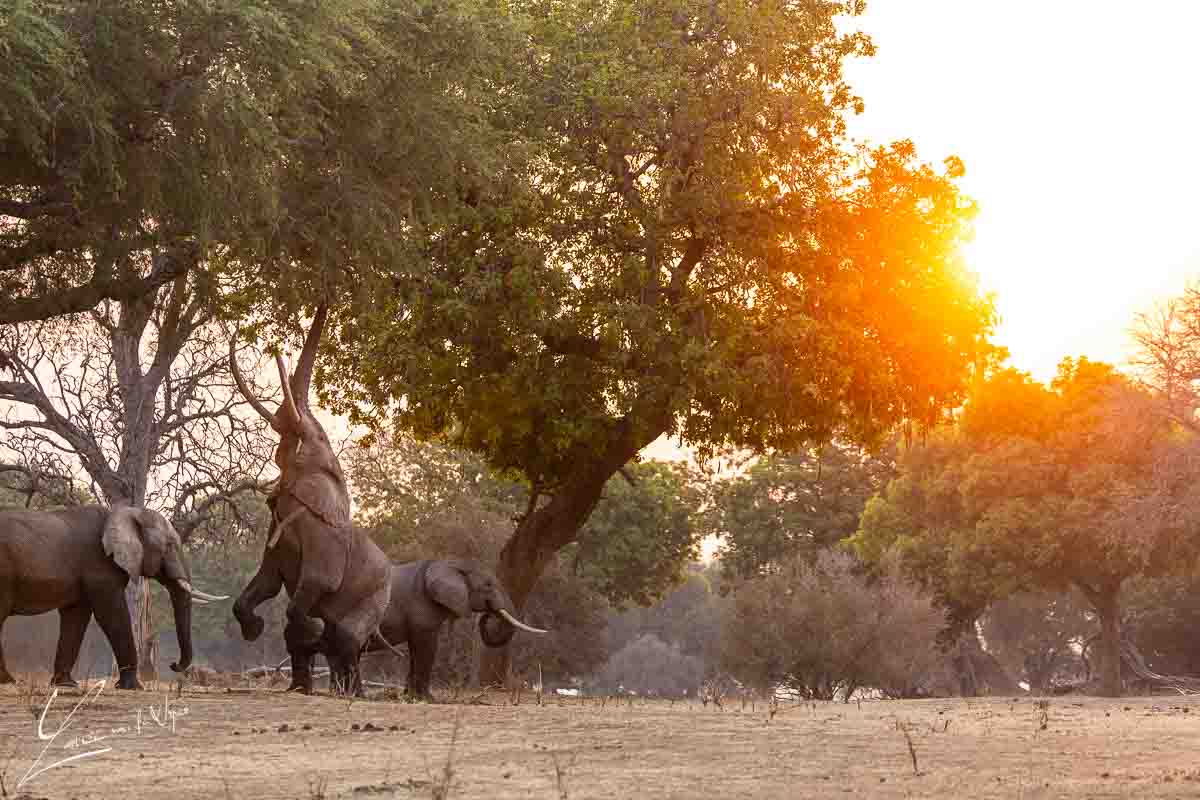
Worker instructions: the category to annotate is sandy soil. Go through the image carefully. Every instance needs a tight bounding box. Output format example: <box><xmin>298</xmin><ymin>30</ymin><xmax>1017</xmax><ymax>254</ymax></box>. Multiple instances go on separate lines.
<box><xmin>4</xmin><ymin>679</ymin><xmax>1200</xmax><ymax>799</ymax></box>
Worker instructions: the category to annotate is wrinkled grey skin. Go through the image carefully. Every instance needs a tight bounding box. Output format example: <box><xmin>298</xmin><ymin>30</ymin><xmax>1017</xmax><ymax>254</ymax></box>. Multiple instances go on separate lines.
<box><xmin>362</xmin><ymin>559</ymin><xmax>521</xmax><ymax>698</ymax></box>
<box><xmin>0</xmin><ymin>505</ymin><xmax>195</xmax><ymax>689</ymax></box>
<box><xmin>232</xmin><ymin>504</ymin><xmax>392</xmax><ymax>696</ymax></box>
<box><xmin>229</xmin><ymin>304</ymin><xmax>391</xmax><ymax>696</ymax></box>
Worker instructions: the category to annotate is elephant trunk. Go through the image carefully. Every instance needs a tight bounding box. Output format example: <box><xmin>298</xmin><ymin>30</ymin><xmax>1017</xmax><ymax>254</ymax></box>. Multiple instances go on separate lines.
<box><xmin>479</xmin><ymin>586</ymin><xmax>548</xmax><ymax>647</ymax></box>
<box><xmin>479</xmin><ymin>612</ymin><xmax>515</xmax><ymax>648</ymax></box>
<box><xmin>165</xmin><ymin>580</ymin><xmax>193</xmax><ymax>673</ymax></box>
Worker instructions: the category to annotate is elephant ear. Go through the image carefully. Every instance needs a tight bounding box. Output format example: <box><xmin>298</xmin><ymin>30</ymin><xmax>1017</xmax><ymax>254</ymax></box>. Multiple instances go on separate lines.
<box><xmin>102</xmin><ymin>507</ymin><xmax>145</xmax><ymax>577</ymax></box>
<box><xmin>134</xmin><ymin>509</ymin><xmax>176</xmax><ymax>575</ymax></box>
<box><xmin>425</xmin><ymin>562</ymin><xmax>470</xmax><ymax>618</ymax></box>
<box><xmin>292</xmin><ymin>472</ymin><xmax>351</xmax><ymax>527</ymax></box>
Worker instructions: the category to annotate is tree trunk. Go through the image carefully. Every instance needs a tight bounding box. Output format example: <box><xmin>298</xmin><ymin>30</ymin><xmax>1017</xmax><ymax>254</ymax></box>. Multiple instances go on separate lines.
<box><xmin>478</xmin><ymin>418</ymin><xmax>660</xmax><ymax>687</ymax></box>
<box><xmin>1094</xmin><ymin>587</ymin><xmax>1123</xmax><ymax>697</ymax></box>
<box><xmin>478</xmin><ymin>492</ymin><xmax>599</xmax><ymax>687</ymax></box>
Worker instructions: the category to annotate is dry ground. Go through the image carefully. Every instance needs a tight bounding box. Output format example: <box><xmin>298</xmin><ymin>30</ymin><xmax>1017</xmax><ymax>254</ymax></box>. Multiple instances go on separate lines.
<box><xmin>3</xmin><ymin>678</ymin><xmax>1200</xmax><ymax>799</ymax></box>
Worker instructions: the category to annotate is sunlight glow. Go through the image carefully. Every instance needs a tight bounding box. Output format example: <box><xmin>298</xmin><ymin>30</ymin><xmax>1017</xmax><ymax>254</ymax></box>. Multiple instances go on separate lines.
<box><xmin>843</xmin><ymin>1</ymin><xmax>1200</xmax><ymax>380</ymax></box>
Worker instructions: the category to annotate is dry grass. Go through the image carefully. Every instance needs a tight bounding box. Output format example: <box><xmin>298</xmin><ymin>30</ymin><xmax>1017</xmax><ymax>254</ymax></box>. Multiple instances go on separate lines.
<box><xmin>3</xmin><ymin>678</ymin><xmax>1200</xmax><ymax>798</ymax></box>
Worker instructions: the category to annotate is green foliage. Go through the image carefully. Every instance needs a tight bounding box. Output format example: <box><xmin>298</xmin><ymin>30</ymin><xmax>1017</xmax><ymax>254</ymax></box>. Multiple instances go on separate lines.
<box><xmin>2</xmin><ymin>0</ymin><xmax>524</xmax><ymax>323</ymax></box>
<box><xmin>0</xmin><ymin>464</ymin><xmax>91</xmax><ymax>509</ymax></box>
<box><xmin>707</xmin><ymin>442</ymin><xmax>896</xmax><ymax>580</ymax></box>
<box><xmin>569</xmin><ymin>461</ymin><xmax>702</xmax><ymax>607</ymax></box>
<box><xmin>851</xmin><ymin>358</ymin><xmax>1200</xmax><ymax>692</ymax></box>
<box><xmin>348</xmin><ymin>432</ymin><xmax>525</xmax><ymax>557</ymax></box>
<box><xmin>324</xmin><ymin>0</ymin><xmax>997</xmax><ymax>492</ymax></box>
<box><xmin>149</xmin><ymin>493</ymin><xmax>283</xmax><ymax>668</ymax></box>
<box><xmin>352</xmin><ymin>432</ymin><xmax>702</xmax><ymax>606</ymax></box>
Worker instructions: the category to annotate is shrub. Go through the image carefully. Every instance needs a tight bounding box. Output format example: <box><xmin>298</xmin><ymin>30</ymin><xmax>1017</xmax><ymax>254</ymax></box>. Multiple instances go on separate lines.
<box><xmin>721</xmin><ymin>550</ymin><xmax>945</xmax><ymax>699</ymax></box>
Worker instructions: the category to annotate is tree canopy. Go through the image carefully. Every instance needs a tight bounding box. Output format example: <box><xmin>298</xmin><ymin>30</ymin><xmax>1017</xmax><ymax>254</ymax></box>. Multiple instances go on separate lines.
<box><xmin>2</xmin><ymin>0</ymin><xmax>521</xmax><ymax>324</ymax></box>
<box><xmin>852</xmin><ymin>358</ymin><xmax>1200</xmax><ymax>695</ymax></box>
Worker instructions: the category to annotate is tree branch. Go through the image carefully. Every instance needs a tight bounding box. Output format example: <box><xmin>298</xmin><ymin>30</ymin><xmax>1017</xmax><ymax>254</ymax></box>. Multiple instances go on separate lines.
<box><xmin>0</xmin><ymin>240</ymin><xmax>197</xmax><ymax>325</ymax></box>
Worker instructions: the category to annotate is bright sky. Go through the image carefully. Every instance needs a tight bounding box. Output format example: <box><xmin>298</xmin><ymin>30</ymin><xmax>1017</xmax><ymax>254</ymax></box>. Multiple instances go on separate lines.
<box><xmin>843</xmin><ymin>1</ymin><xmax>1200</xmax><ymax>382</ymax></box>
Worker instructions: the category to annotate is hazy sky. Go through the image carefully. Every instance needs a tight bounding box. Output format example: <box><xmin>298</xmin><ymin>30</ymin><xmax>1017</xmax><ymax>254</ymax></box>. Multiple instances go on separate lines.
<box><xmin>843</xmin><ymin>1</ymin><xmax>1200</xmax><ymax>382</ymax></box>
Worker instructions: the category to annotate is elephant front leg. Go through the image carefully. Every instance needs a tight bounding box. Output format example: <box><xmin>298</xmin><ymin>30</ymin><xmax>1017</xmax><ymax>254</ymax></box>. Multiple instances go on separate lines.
<box><xmin>233</xmin><ymin>564</ymin><xmax>284</xmax><ymax>642</ymax></box>
<box><xmin>90</xmin><ymin>588</ymin><xmax>141</xmax><ymax>690</ymax></box>
<box><xmin>52</xmin><ymin>604</ymin><xmax>92</xmax><ymax>688</ymax></box>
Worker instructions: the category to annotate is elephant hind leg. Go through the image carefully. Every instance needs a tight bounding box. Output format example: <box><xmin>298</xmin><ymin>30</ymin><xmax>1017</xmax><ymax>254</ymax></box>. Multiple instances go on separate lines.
<box><xmin>323</xmin><ymin>624</ymin><xmax>364</xmax><ymax>697</ymax></box>
<box><xmin>406</xmin><ymin>629</ymin><xmax>439</xmax><ymax>700</ymax></box>
<box><xmin>52</xmin><ymin>604</ymin><xmax>92</xmax><ymax>687</ymax></box>
<box><xmin>322</xmin><ymin>595</ymin><xmax>388</xmax><ymax>698</ymax></box>
<box><xmin>284</xmin><ymin>617</ymin><xmax>323</xmax><ymax>695</ymax></box>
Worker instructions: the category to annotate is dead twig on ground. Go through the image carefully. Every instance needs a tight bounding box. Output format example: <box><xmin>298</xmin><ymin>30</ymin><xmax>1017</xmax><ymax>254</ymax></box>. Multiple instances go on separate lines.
<box><xmin>550</xmin><ymin>751</ymin><xmax>577</xmax><ymax>799</ymax></box>
<box><xmin>894</xmin><ymin>719</ymin><xmax>921</xmax><ymax>776</ymax></box>
<box><xmin>428</xmin><ymin>712</ymin><xmax>462</xmax><ymax>800</ymax></box>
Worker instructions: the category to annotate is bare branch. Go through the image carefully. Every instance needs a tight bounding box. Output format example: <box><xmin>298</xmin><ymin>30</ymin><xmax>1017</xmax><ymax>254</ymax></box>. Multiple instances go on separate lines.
<box><xmin>172</xmin><ymin>478</ymin><xmax>273</xmax><ymax>542</ymax></box>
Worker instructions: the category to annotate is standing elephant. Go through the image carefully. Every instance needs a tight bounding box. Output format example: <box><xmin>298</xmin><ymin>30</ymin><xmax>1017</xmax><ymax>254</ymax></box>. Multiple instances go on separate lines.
<box><xmin>230</xmin><ymin>304</ymin><xmax>392</xmax><ymax>695</ymax></box>
<box><xmin>0</xmin><ymin>505</ymin><xmax>224</xmax><ymax>689</ymax></box>
<box><xmin>363</xmin><ymin>559</ymin><xmax>547</xmax><ymax>698</ymax></box>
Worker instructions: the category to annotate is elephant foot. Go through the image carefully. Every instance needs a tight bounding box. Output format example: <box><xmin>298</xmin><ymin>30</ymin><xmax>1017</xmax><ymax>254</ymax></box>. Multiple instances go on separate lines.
<box><xmin>286</xmin><ymin>681</ymin><xmax>313</xmax><ymax>695</ymax></box>
<box><xmin>51</xmin><ymin>673</ymin><xmax>79</xmax><ymax>689</ymax></box>
<box><xmin>116</xmin><ymin>668</ymin><xmax>144</xmax><ymax>690</ymax></box>
<box><xmin>0</xmin><ymin>670</ymin><xmax>14</xmax><ymax>685</ymax></box>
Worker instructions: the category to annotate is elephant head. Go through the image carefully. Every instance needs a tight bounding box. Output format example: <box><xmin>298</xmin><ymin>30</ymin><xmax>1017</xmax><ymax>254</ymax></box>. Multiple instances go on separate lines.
<box><xmin>102</xmin><ymin>507</ymin><xmax>227</xmax><ymax>673</ymax></box>
<box><xmin>424</xmin><ymin>560</ymin><xmax>548</xmax><ymax>648</ymax></box>
<box><xmin>230</xmin><ymin>303</ymin><xmax>351</xmax><ymax>536</ymax></box>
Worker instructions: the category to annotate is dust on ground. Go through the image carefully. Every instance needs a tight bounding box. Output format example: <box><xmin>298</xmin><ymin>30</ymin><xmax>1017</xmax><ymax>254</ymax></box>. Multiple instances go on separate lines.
<box><xmin>3</xmin><ymin>678</ymin><xmax>1200</xmax><ymax>799</ymax></box>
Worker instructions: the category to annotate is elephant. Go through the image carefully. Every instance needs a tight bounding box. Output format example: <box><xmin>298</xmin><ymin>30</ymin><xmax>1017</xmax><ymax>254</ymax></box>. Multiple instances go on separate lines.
<box><xmin>230</xmin><ymin>304</ymin><xmax>392</xmax><ymax>695</ymax></box>
<box><xmin>0</xmin><ymin>505</ymin><xmax>225</xmax><ymax>689</ymax></box>
<box><xmin>360</xmin><ymin>559</ymin><xmax>547</xmax><ymax>698</ymax></box>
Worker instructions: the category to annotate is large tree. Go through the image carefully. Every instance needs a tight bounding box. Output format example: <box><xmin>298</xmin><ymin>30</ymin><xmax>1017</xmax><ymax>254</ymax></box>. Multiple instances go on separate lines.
<box><xmin>853</xmin><ymin>360</ymin><xmax>1200</xmax><ymax>696</ymax></box>
<box><xmin>323</xmin><ymin>0</ymin><xmax>997</xmax><ymax>683</ymax></box>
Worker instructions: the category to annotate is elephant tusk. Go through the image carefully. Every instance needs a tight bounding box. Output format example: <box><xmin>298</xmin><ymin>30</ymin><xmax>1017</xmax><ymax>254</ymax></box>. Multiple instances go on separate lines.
<box><xmin>498</xmin><ymin>609</ymin><xmax>548</xmax><ymax>635</ymax></box>
<box><xmin>178</xmin><ymin>580</ymin><xmax>230</xmax><ymax>602</ymax></box>
<box><xmin>268</xmin><ymin>507</ymin><xmax>306</xmax><ymax>548</ymax></box>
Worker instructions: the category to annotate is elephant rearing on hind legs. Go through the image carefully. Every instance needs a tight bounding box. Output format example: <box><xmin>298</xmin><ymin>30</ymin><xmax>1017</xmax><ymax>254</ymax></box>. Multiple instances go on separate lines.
<box><xmin>229</xmin><ymin>304</ymin><xmax>392</xmax><ymax>695</ymax></box>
